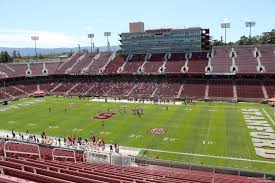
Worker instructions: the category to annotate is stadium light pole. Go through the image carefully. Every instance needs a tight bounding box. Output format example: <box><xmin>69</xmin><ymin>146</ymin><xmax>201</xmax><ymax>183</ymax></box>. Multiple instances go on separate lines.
<box><xmin>104</xmin><ymin>32</ymin><xmax>111</xmax><ymax>52</ymax></box>
<box><xmin>245</xmin><ymin>21</ymin><xmax>256</xmax><ymax>44</ymax></box>
<box><xmin>31</xmin><ymin>36</ymin><xmax>39</xmax><ymax>61</ymax></box>
<box><xmin>220</xmin><ymin>23</ymin><xmax>230</xmax><ymax>45</ymax></box>
<box><xmin>88</xmin><ymin>33</ymin><xmax>94</xmax><ymax>53</ymax></box>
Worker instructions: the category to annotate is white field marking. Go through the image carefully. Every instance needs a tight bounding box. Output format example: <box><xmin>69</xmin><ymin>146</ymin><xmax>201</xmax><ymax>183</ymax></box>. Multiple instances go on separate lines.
<box><xmin>90</xmin><ymin>98</ymin><xmax>261</xmax><ymax>109</ymax></box>
<box><xmin>72</xmin><ymin>128</ymin><xmax>83</xmax><ymax>132</ymax></box>
<box><xmin>7</xmin><ymin>121</ymin><xmax>16</xmax><ymax>124</ymax></box>
<box><xmin>138</xmin><ymin>147</ymin><xmax>275</xmax><ymax>165</ymax></box>
<box><xmin>262</xmin><ymin>108</ymin><xmax>275</xmax><ymax>126</ymax></box>
<box><xmin>49</xmin><ymin>126</ymin><xmax>59</xmax><ymax>129</ymax></box>
<box><xmin>163</xmin><ymin>137</ymin><xmax>177</xmax><ymax>141</ymax></box>
<box><xmin>129</xmin><ymin>134</ymin><xmax>142</xmax><ymax>138</ymax></box>
<box><xmin>0</xmin><ymin>99</ymin><xmax>45</xmax><ymax>112</ymax></box>
<box><xmin>100</xmin><ymin>131</ymin><xmax>111</xmax><ymax>135</ymax></box>
<box><xmin>202</xmin><ymin>141</ymin><xmax>215</xmax><ymax>145</ymax></box>
<box><xmin>90</xmin><ymin>98</ymin><xmax>182</xmax><ymax>105</ymax></box>
<box><xmin>240</xmin><ymin>112</ymin><xmax>252</xmax><ymax>162</ymax></box>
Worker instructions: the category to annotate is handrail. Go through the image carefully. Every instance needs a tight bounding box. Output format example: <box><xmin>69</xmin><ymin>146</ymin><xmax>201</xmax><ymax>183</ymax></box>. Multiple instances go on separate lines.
<box><xmin>3</xmin><ymin>140</ymin><xmax>41</xmax><ymax>159</ymax></box>
<box><xmin>52</xmin><ymin>147</ymin><xmax>76</xmax><ymax>162</ymax></box>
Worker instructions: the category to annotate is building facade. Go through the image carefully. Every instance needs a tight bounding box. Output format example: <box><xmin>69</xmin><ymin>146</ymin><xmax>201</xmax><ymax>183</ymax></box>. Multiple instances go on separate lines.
<box><xmin>120</xmin><ymin>23</ymin><xmax>209</xmax><ymax>54</ymax></box>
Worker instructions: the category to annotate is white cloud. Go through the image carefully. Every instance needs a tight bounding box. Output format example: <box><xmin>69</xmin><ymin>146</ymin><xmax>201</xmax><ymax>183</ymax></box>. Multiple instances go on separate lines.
<box><xmin>0</xmin><ymin>29</ymin><xmax>81</xmax><ymax>48</ymax></box>
<box><xmin>223</xmin><ymin>17</ymin><xmax>230</xmax><ymax>23</ymax></box>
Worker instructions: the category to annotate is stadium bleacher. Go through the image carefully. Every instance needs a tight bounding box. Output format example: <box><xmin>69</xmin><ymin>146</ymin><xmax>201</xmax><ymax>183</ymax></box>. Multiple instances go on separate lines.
<box><xmin>1</xmin><ymin>46</ymin><xmax>275</xmax><ymax>181</ymax></box>
<box><xmin>0</xmin><ymin>140</ymin><xmax>273</xmax><ymax>183</ymax></box>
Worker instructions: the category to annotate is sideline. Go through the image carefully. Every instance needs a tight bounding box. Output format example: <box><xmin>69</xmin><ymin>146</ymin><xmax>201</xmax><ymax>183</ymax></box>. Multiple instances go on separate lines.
<box><xmin>1</xmin><ymin>129</ymin><xmax>275</xmax><ymax>165</ymax></box>
<box><xmin>136</xmin><ymin>147</ymin><xmax>275</xmax><ymax>165</ymax></box>
<box><xmin>262</xmin><ymin>108</ymin><xmax>275</xmax><ymax>126</ymax></box>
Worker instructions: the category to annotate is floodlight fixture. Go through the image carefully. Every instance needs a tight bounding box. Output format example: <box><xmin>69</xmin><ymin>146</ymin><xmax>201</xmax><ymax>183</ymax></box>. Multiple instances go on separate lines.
<box><xmin>220</xmin><ymin>23</ymin><xmax>230</xmax><ymax>45</ymax></box>
<box><xmin>88</xmin><ymin>33</ymin><xmax>94</xmax><ymax>52</ymax></box>
<box><xmin>31</xmin><ymin>36</ymin><xmax>39</xmax><ymax>61</ymax></box>
<box><xmin>104</xmin><ymin>32</ymin><xmax>111</xmax><ymax>52</ymax></box>
<box><xmin>245</xmin><ymin>21</ymin><xmax>256</xmax><ymax>38</ymax></box>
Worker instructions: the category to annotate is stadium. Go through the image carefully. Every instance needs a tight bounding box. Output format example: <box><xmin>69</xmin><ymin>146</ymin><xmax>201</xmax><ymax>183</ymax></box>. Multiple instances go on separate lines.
<box><xmin>0</xmin><ymin>14</ymin><xmax>275</xmax><ymax>183</ymax></box>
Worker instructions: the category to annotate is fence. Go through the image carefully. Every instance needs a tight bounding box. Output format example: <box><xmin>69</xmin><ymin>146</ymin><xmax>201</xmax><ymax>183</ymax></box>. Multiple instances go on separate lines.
<box><xmin>84</xmin><ymin>150</ymin><xmax>135</xmax><ymax>166</ymax></box>
<box><xmin>136</xmin><ymin>156</ymin><xmax>275</xmax><ymax>180</ymax></box>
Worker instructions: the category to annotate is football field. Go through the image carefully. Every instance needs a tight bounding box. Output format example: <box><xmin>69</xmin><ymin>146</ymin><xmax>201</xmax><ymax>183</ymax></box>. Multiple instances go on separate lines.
<box><xmin>0</xmin><ymin>96</ymin><xmax>275</xmax><ymax>173</ymax></box>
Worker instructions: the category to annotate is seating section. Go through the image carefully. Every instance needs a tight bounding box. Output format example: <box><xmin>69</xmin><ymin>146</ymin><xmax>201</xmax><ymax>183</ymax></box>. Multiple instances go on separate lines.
<box><xmin>4</xmin><ymin>85</ymin><xmax>26</xmax><ymax>97</ymax></box>
<box><xmin>0</xmin><ymin>64</ymin><xmax>16</xmax><ymax>78</ymax></box>
<box><xmin>103</xmin><ymin>54</ymin><xmax>125</xmax><ymax>74</ymax></box>
<box><xmin>181</xmin><ymin>80</ymin><xmax>206</xmax><ymax>99</ymax></box>
<box><xmin>45</xmin><ymin>62</ymin><xmax>61</xmax><ymax>75</ymax></box>
<box><xmin>87</xmin><ymin>82</ymin><xmax>111</xmax><ymax>96</ymax></box>
<box><xmin>68</xmin><ymin>52</ymin><xmax>96</xmax><ymax>74</ymax></box>
<box><xmin>51</xmin><ymin>81</ymin><xmax>76</xmax><ymax>94</ymax></box>
<box><xmin>56</xmin><ymin>53</ymin><xmax>83</xmax><ymax>74</ymax></box>
<box><xmin>154</xmin><ymin>83</ymin><xmax>181</xmax><ymax>98</ymax></box>
<box><xmin>144</xmin><ymin>60</ymin><xmax>164</xmax><ymax>74</ymax></box>
<box><xmin>187</xmin><ymin>60</ymin><xmax>207</xmax><ymax>73</ymax></box>
<box><xmin>236</xmin><ymin>80</ymin><xmax>264</xmax><ymax>99</ymax></box>
<box><xmin>8</xmin><ymin>63</ymin><xmax>28</xmax><ymax>77</ymax></box>
<box><xmin>122</xmin><ymin>54</ymin><xmax>146</xmax><ymax>74</ymax></box>
<box><xmin>129</xmin><ymin>82</ymin><xmax>157</xmax><ymax>98</ymax></box>
<box><xmin>107</xmin><ymin>82</ymin><xmax>135</xmax><ymax>96</ymax></box>
<box><xmin>258</xmin><ymin>46</ymin><xmax>275</xmax><ymax>73</ymax></box>
<box><xmin>165</xmin><ymin>53</ymin><xmax>186</xmax><ymax>73</ymax></box>
<box><xmin>0</xmin><ymin>141</ymin><xmax>272</xmax><ymax>183</ymax></box>
<box><xmin>234</xmin><ymin>47</ymin><xmax>258</xmax><ymax>73</ymax></box>
<box><xmin>1</xmin><ymin>78</ymin><xmax>274</xmax><ymax>100</ymax></box>
<box><xmin>83</xmin><ymin>52</ymin><xmax>112</xmax><ymax>75</ymax></box>
<box><xmin>208</xmin><ymin>80</ymin><xmax>233</xmax><ymax>98</ymax></box>
<box><xmin>68</xmin><ymin>81</ymin><xmax>93</xmax><ymax>95</ymax></box>
<box><xmin>0</xmin><ymin>47</ymin><xmax>274</xmax><ymax>76</ymax></box>
<box><xmin>15</xmin><ymin>83</ymin><xmax>38</xmax><ymax>93</ymax></box>
<box><xmin>28</xmin><ymin>63</ymin><xmax>43</xmax><ymax>76</ymax></box>
<box><xmin>211</xmin><ymin>47</ymin><xmax>232</xmax><ymax>73</ymax></box>
<box><xmin>39</xmin><ymin>82</ymin><xmax>60</xmax><ymax>93</ymax></box>
<box><xmin>263</xmin><ymin>80</ymin><xmax>275</xmax><ymax>98</ymax></box>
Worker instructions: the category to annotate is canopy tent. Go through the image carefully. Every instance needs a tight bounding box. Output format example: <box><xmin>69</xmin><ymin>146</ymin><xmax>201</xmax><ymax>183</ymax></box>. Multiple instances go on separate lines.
<box><xmin>268</xmin><ymin>98</ymin><xmax>275</xmax><ymax>102</ymax></box>
<box><xmin>33</xmin><ymin>89</ymin><xmax>45</xmax><ymax>96</ymax></box>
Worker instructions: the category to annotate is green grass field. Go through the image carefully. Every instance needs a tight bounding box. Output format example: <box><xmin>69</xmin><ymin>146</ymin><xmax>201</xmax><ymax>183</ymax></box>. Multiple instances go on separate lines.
<box><xmin>0</xmin><ymin>96</ymin><xmax>275</xmax><ymax>173</ymax></box>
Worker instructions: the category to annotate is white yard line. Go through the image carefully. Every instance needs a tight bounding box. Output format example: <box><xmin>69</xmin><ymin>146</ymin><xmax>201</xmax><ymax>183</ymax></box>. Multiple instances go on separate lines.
<box><xmin>138</xmin><ymin>147</ymin><xmax>275</xmax><ymax>165</ymax></box>
<box><xmin>240</xmin><ymin>116</ymin><xmax>253</xmax><ymax>165</ymax></box>
<box><xmin>262</xmin><ymin>108</ymin><xmax>275</xmax><ymax>126</ymax></box>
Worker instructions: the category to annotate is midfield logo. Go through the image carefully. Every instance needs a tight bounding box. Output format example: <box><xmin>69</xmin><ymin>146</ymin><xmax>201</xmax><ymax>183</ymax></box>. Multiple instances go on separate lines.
<box><xmin>93</xmin><ymin>112</ymin><xmax>116</xmax><ymax>120</ymax></box>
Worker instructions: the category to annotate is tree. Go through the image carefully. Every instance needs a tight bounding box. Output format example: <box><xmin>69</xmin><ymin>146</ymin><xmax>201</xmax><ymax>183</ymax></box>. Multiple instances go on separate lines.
<box><xmin>211</xmin><ymin>39</ymin><xmax>223</xmax><ymax>47</ymax></box>
<box><xmin>0</xmin><ymin>51</ymin><xmax>13</xmax><ymax>63</ymax></box>
<box><xmin>261</xmin><ymin>29</ymin><xmax>275</xmax><ymax>44</ymax></box>
<box><xmin>236</xmin><ymin>36</ymin><xmax>250</xmax><ymax>45</ymax></box>
<box><xmin>12</xmin><ymin>50</ymin><xmax>17</xmax><ymax>59</ymax></box>
<box><xmin>17</xmin><ymin>51</ymin><xmax>21</xmax><ymax>59</ymax></box>
<box><xmin>38</xmin><ymin>54</ymin><xmax>45</xmax><ymax>60</ymax></box>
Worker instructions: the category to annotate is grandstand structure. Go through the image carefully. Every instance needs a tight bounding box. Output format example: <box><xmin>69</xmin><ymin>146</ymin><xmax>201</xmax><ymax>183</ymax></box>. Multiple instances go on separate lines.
<box><xmin>0</xmin><ymin>139</ymin><xmax>274</xmax><ymax>182</ymax></box>
<box><xmin>0</xmin><ymin>45</ymin><xmax>275</xmax><ymax>102</ymax></box>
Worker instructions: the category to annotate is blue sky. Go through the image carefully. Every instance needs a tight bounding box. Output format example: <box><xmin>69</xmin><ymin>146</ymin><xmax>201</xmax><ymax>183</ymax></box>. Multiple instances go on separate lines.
<box><xmin>0</xmin><ymin>0</ymin><xmax>274</xmax><ymax>48</ymax></box>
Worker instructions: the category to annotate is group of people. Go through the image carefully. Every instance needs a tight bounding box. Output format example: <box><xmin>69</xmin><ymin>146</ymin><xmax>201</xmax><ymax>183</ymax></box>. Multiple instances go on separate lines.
<box><xmin>90</xmin><ymin>133</ymin><xmax>120</xmax><ymax>153</ymax></box>
<box><xmin>132</xmin><ymin>107</ymin><xmax>144</xmax><ymax>117</ymax></box>
<box><xmin>128</xmin><ymin>97</ymin><xmax>176</xmax><ymax>105</ymax></box>
<box><xmin>3</xmin><ymin>130</ymin><xmax>121</xmax><ymax>155</ymax></box>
